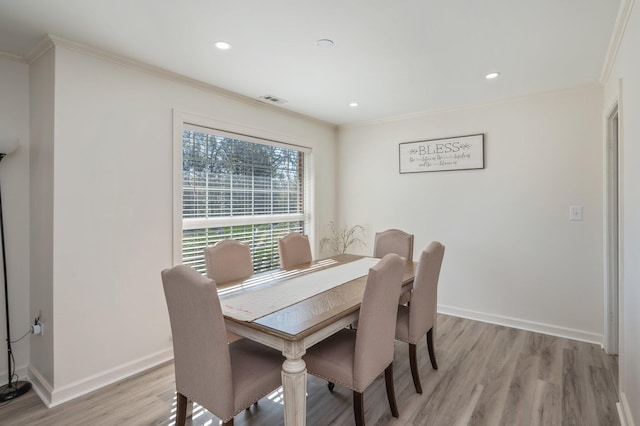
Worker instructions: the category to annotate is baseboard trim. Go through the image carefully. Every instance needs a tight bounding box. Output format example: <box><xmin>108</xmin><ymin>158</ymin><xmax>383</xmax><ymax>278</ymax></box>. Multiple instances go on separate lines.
<box><xmin>438</xmin><ymin>305</ymin><xmax>603</xmax><ymax>345</ymax></box>
<box><xmin>28</xmin><ymin>347</ymin><xmax>174</xmax><ymax>407</ymax></box>
<box><xmin>618</xmin><ymin>392</ymin><xmax>636</xmax><ymax>426</ymax></box>
<box><xmin>28</xmin><ymin>365</ymin><xmax>54</xmax><ymax>407</ymax></box>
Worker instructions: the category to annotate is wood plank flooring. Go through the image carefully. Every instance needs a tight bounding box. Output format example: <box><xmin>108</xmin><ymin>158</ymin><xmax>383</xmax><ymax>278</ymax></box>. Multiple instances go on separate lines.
<box><xmin>0</xmin><ymin>314</ymin><xmax>619</xmax><ymax>425</ymax></box>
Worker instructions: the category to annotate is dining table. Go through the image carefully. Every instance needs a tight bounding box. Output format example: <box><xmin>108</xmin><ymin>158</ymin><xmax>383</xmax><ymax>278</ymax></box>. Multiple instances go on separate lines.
<box><xmin>217</xmin><ymin>254</ymin><xmax>417</xmax><ymax>426</ymax></box>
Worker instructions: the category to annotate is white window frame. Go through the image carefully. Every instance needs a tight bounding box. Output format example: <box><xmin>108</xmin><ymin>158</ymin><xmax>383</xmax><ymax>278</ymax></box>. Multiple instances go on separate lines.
<box><xmin>172</xmin><ymin>110</ymin><xmax>314</xmax><ymax>268</ymax></box>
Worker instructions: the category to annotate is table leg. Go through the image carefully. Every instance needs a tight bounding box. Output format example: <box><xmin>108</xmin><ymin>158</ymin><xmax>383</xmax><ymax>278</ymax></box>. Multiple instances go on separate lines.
<box><xmin>282</xmin><ymin>341</ymin><xmax>307</xmax><ymax>426</ymax></box>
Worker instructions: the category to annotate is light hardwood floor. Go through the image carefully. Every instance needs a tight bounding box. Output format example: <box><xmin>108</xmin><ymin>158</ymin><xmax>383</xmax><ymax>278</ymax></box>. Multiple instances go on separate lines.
<box><xmin>0</xmin><ymin>314</ymin><xmax>619</xmax><ymax>425</ymax></box>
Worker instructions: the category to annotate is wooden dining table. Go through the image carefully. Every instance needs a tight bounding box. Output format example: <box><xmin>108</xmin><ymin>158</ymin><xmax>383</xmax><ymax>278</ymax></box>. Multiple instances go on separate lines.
<box><xmin>218</xmin><ymin>254</ymin><xmax>417</xmax><ymax>426</ymax></box>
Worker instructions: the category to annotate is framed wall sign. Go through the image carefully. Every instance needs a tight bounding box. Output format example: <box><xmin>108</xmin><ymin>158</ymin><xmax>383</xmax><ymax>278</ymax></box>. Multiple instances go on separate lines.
<box><xmin>399</xmin><ymin>134</ymin><xmax>484</xmax><ymax>173</ymax></box>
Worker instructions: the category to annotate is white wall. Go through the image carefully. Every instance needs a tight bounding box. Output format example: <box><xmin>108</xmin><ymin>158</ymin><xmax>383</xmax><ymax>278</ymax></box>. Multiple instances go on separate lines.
<box><xmin>28</xmin><ymin>39</ymin><xmax>337</xmax><ymax>405</ymax></box>
<box><xmin>0</xmin><ymin>54</ymin><xmax>31</xmax><ymax>385</ymax></box>
<box><xmin>604</xmin><ymin>1</ymin><xmax>639</xmax><ymax>424</ymax></box>
<box><xmin>337</xmin><ymin>85</ymin><xmax>604</xmax><ymax>343</ymax></box>
<box><xmin>29</xmin><ymin>46</ymin><xmax>56</xmax><ymax>392</ymax></box>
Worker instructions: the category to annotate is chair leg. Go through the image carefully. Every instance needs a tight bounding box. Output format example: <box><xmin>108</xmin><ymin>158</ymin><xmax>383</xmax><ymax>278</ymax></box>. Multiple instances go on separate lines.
<box><xmin>384</xmin><ymin>363</ymin><xmax>400</xmax><ymax>418</ymax></box>
<box><xmin>353</xmin><ymin>390</ymin><xmax>365</xmax><ymax>426</ymax></box>
<box><xmin>409</xmin><ymin>343</ymin><xmax>423</xmax><ymax>394</ymax></box>
<box><xmin>328</xmin><ymin>382</ymin><xmax>335</xmax><ymax>392</ymax></box>
<box><xmin>426</xmin><ymin>327</ymin><xmax>438</xmax><ymax>370</ymax></box>
<box><xmin>176</xmin><ymin>392</ymin><xmax>187</xmax><ymax>426</ymax></box>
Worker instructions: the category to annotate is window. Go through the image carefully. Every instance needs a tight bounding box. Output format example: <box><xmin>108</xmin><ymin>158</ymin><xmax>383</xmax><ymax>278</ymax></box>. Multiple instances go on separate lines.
<box><xmin>180</xmin><ymin>124</ymin><xmax>310</xmax><ymax>274</ymax></box>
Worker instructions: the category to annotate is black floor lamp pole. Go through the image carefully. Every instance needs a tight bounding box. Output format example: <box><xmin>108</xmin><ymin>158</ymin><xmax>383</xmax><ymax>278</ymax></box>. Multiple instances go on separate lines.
<box><xmin>0</xmin><ymin>152</ymin><xmax>31</xmax><ymax>402</ymax></box>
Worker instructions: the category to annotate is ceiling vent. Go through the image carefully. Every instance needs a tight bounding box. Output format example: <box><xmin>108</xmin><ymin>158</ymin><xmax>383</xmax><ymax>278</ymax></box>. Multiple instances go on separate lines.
<box><xmin>259</xmin><ymin>95</ymin><xmax>288</xmax><ymax>105</ymax></box>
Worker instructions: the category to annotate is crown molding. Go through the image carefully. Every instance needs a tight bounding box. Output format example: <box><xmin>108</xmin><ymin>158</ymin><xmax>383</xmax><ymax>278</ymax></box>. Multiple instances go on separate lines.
<box><xmin>24</xmin><ymin>35</ymin><xmax>55</xmax><ymax>64</ymax></box>
<box><xmin>600</xmin><ymin>0</ymin><xmax>636</xmax><ymax>84</ymax></box>
<box><xmin>30</xmin><ymin>34</ymin><xmax>333</xmax><ymax>128</ymax></box>
<box><xmin>0</xmin><ymin>50</ymin><xmax>26</xmax><ymax>64</ymax></box>
<box><xmin>339</xmin><ymin>83</ymin><xmax>603</xmax><ymax>130</ymax></box>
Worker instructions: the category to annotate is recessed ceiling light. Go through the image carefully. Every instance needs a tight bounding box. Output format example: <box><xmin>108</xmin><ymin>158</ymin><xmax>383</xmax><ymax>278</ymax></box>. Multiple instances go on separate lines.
<box><xmin>315</xmin><ymin>39</ymin><xmax>334</xmax><ymax>48</ymax></box>
<box><xmin>215</xmin><ymin>41</ymin><xmax>231</xmax><ymax>50</ymax></box>
<box><xmin>349</xmin><ymin>102</ymin><xmax>359</xmax><ymax>107</ymax></box>
<box><xmin>485</xmin><ymin>72</ymin><xmax>501</xmax><ymax>79</ymax></box>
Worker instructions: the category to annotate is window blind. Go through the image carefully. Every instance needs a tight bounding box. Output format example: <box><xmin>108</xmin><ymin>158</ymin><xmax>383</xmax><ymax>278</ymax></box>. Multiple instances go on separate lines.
<box><xmin>181</xmin><ymin>125</ymin><xmax>309</xmax><ymax>274</ymax></box>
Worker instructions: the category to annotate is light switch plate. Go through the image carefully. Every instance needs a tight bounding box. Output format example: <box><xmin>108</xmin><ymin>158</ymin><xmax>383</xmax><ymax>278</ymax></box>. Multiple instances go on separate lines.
<box><xmin>570</xmin><ymin>206</ymin><xmax>583</xmax><ymax>221</ymax></box>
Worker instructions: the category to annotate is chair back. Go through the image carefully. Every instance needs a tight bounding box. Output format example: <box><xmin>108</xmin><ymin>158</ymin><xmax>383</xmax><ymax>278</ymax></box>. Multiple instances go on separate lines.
<box><xmin>161</xmin><ymin>265</ymin><xmax>234</xmax><ymax>416</ymax></box>
<box><xmin>204</xmin><ymin>240</ymin><xmax>253</xmax><ymax>284</ymax></box>
<box><xmin>353</xmin><ymin>253</ymin><xmax>404</xmax><ymax>390</ymax></box>
<box><xmin>409</xmin><ymin>242</ymin><xmax>445</xmax><ymax>342</ymax></box>
<box><xmin>373</xmin><ymin>229</ymin><xmax>414</xmax><ymax>261</ymax></box>
<box><xmin>278</xmin><ymin>233</ymin><xmax>312</xmax><ymax>269</ymax></box>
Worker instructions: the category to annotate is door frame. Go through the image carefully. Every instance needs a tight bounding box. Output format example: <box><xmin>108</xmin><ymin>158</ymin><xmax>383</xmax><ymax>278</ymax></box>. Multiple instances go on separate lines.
<box><xmin>603</xmin><ymin>98</ymin><xmax>620</xmax><ymax>355</ymax></box>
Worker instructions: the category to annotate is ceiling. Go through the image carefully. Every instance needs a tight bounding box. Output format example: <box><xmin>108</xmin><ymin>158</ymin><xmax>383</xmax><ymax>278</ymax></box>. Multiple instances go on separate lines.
<box><xmin>0</xmin><ymin>0</ymin><xmax>622</xmax><ymax>125</ymax></box>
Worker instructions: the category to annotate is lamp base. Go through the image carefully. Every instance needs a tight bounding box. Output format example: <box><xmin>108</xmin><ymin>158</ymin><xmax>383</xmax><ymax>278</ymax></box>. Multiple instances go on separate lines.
<box><xmin>0</xmin><ymin>380</ymin><xmax>32</xmax><ymax>402</ymax></box>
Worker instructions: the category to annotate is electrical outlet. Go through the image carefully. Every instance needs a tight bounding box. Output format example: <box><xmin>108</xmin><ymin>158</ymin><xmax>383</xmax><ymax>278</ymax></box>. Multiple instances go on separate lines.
<box><xmin>31</xmin><ymin>322</ymin><xmax>43</xmax><ymax>335</ymax></box>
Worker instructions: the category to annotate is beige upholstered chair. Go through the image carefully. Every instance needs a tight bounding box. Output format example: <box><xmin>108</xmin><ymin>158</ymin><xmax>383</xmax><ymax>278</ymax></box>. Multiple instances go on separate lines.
<box><xmin>203</xmin><ymin>240</ymin><xmax>254</xmax><ymax>343</ymax></box>
<box><xmin>395</xmin><ymin>241</ymin><xmax>445</xmax><ymax>394</ymax></box>
<box><xmin>161</xmin><ymin>265</ymin><xmax>284</xmax><ymax>426</ymax></box>
<box><xmin>303</xmin><ymin>253</ymin><xmax>405</xmax><ymax>426</ymax></box>
<box><xmin>204</xmin><ymin>239</ymin><xmax>253</xmax><ymax>285</ymax></box>
<box><xmin>278</xmin><ymin>232</ymin><xmax>312</xmax><ymax>269</ymax></box>
<box><xmin>373</xmin><ymin>229</ymin><xmax>414</xmax><ymax>305</ymax></box>
<box><xmin>373</xmin><ymin>229</ymin><xmax>414</xmax><ymax>261</ymax></box>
